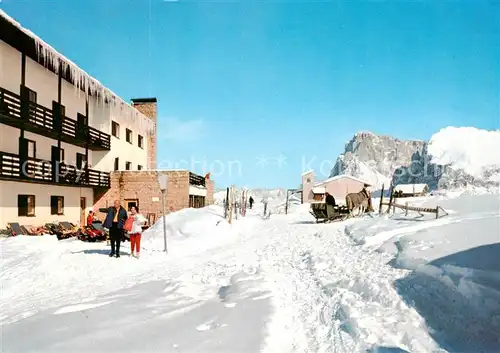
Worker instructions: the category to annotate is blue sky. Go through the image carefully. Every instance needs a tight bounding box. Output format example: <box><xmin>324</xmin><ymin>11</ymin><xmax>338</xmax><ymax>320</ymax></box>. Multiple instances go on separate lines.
<box><xmin>2</xmin><ymin>1</ymin><xmax>498</xmax><ymax>189</ymax></box>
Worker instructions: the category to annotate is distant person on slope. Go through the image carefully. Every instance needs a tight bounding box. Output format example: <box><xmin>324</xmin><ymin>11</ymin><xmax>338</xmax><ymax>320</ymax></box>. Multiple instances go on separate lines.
<box><xmin>103</xmin><ymin>200</ymin><xmax>128</xmax><ymax>258</ymax></box>
<box><xmin>325</xmin><ymin>192</ymin><xmax>336</xmax><ymax>207</ymax></box>
<box><xmin>128</xmin><ymin>206</ymin><xmax>147</xmax><ymax>258</ymax></box>
<box><xmin>249</xmin><ymin>196</ymin><xmax>254</xmax><ymax>209</ymax></box>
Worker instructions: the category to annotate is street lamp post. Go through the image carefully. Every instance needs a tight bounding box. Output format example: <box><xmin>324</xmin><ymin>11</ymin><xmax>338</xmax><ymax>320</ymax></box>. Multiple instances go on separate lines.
<box><xmin>157</xmin><ymin>173</ymin><xmax>168</xmax><ymax>254</ymax></box>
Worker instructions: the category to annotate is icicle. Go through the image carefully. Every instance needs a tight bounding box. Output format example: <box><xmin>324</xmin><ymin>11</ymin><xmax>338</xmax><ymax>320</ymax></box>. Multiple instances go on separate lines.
<box><xmin>2</xmin><ymin>9</ymin><xmax>156</xmax><ymax>135</ymax></box>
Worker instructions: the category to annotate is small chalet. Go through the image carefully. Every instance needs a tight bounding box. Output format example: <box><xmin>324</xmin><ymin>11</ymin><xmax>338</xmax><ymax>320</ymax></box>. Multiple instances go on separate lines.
<box><xmin>393</xmin><ymin>183</ymin><xmax>429</xmax><ymax>197</ymax></box>
<box><xmin>301</xmin><ymin>171</ymin><xmax>371</xmax><ymax>204</ymax></box>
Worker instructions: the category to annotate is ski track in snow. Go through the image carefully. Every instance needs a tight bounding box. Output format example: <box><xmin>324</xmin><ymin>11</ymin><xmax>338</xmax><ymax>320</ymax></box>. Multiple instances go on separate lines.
<box><xmin>256</xmin><ymin>218</ymin><xmax>442</xmax><ymax>353</ymax></box>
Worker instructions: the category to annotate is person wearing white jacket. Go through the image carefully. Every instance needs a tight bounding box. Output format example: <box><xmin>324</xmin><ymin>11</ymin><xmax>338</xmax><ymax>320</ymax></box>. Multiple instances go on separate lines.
<box><xmin>128</xmin><ymin>206</ymin><xmax>147</xmax><ymax>258</ymax></box>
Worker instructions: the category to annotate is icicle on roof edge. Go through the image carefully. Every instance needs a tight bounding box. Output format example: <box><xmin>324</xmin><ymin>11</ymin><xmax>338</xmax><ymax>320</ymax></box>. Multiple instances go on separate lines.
<box><xmin>0</xmin><ymin>10</ymin><xmax>155</xmax><ymax>135</ymax></box>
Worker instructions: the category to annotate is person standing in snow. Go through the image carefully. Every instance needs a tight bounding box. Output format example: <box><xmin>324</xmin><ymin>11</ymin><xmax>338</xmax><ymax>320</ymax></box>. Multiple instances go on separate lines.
<box><xmin>128</xmin><ymin>206</ymin><xmax>147</xmax><ymax>258</ymax></box>
<box><xmin>103</xmin><ymin>200</ymin><xmax>128</xmax><ymax>258</ymax></box>
<box><xmin>325</xmin><ymin>192</ymin><xmax>336</xmax><ymax>207</ymax></box>
<box><xmin>249</xmin><ymin>196</ymin><xmax>254</xmax><ymax>209</ymax></box>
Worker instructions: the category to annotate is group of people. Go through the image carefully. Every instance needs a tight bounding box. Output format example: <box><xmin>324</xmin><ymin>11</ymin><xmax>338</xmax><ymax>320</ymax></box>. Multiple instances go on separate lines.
<box><xmin>88</xmin><ymin>200</ymin><xmax>147</xmax><ymax>258</ymax></box>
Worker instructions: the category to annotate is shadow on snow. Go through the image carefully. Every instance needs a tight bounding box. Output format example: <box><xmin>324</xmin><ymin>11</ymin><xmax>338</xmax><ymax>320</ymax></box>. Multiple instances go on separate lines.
<box><xmin>394</xmin><ymin>243</ymin><xmax>500</xmax><ymax>352</ymax></box>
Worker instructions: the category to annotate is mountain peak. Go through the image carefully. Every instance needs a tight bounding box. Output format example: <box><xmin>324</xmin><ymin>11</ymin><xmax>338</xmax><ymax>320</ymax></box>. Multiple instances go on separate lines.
<box><xmin>330</xmin><ymin>128</ymin><xmax>500</xmax><ymax>190</ymax></box>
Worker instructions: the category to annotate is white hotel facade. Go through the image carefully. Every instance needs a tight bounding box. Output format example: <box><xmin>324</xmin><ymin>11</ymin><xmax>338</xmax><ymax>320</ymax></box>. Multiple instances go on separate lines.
<box><xmin>0</xmin><ymin>10</ymin><xmax>157</xmax><ymax>227</ymax></box>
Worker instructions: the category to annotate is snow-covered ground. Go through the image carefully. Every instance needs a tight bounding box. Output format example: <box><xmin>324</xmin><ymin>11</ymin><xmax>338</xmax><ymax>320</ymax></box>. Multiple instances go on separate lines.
<box><xmin>1</xmin><ymin>190</ymin><xmax>499</xmax><ymax>352</ymax></box>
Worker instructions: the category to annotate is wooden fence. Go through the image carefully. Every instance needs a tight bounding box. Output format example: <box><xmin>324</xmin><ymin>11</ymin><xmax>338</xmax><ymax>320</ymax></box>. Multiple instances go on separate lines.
<box><xmin>378</xmin><ymin>184</ymin><xmax>448</xmax><ymax>219</ymax></box>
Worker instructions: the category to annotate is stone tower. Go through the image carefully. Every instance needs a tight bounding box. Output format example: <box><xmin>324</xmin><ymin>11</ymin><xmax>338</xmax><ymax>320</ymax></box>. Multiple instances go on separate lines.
<box><xmin>131</xmin><ymin>98</ymin><xmax>157</xmax><ymax>170</ymax></box>
<box><xmin>301</xmin><ymin>170</ymin><xmax>316</xmax><ymax>203</ymax></box>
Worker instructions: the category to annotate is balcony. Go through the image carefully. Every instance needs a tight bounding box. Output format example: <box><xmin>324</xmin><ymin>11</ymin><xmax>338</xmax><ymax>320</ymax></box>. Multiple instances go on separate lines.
<box><xmin>0</xmin><ymin>151</ymin><xmax>110</xmax><ymax>188</ymax></box>
<box><xmin>0</xmin><ymin>87</ymin><xmax>111</xmax><ymax>151</ymax></box>
<box><xmin>189</xmin><ymin>172</ymin><xmax>206</xmax><ymax>187</ymax></box>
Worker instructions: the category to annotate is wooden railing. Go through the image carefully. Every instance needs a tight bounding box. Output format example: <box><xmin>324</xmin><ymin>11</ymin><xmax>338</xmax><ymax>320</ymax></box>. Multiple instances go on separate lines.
<box><xmin>0</xmin><ymin>87</ymin><xmax>111</xmax><ymax>150</ymax></box>
<box><xmin>189</xmin><ymin>172</ymin><xmax>206</xmax><ymax>187</ymax></box>
<box><xmin>0</xmin><ymin>151</ymin><xmax>110</xmax><ymax>188</ymax></box>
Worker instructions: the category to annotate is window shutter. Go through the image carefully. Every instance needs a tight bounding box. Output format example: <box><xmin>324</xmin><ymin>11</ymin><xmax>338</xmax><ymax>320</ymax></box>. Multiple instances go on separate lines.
<box><xmin>18</xmin><ymin>195</ymin><xmax>27</xmax><ymax>216</ymax></box>
<box><xmin>50</xmin><ymin>196</ymin><xmax>57</xmax><ymax>215</ymax></box>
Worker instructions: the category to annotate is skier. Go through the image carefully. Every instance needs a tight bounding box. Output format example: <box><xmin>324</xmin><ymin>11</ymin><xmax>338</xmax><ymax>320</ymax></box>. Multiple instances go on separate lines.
<box><xmin>249</xmin><ymin>196</ymin><xmax>254</xmax><ymax>209</ymax></box>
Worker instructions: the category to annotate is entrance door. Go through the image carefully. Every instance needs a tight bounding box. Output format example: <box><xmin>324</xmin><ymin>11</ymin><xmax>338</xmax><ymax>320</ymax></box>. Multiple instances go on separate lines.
<box><xmin>125</xmin><ymin>199</ymin><xmax>139</xmax><ymax>211</ymax></box>
<box><xmin>80</xmin><ymin>197</ymin><xmax>86</xmax><ymax>226</ymax></box>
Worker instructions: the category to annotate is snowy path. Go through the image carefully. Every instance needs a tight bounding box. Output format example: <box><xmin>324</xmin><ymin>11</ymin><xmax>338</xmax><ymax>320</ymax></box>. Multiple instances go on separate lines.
<box><xmin>251</xmin><ymin>216</ymin><xmax>443</xmax><ymax>353</ymax></box>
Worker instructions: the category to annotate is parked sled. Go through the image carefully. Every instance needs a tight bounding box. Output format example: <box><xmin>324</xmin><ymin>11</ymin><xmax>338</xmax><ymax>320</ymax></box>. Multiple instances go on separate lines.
<box><xmin>309</xmin><ymin>202</ymin><xmax>350</xmax><ymax>223</ymax></box>
<box><xmin>78</xmin><ymin>221</ymin><xmax>106</xmax><ymax>242</ymax></box>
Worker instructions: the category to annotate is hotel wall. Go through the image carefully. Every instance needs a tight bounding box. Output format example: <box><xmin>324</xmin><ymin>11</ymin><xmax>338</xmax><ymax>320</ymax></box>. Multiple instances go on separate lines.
<box><xmin>0</xmin><ymin>40</ymin><xmax>21</xmax><ymax>93</ymax></box>
<box><xmin>1</xmin><ymin>38</ymin><xmax>150</xmax><ymax>172</ymax></box>
<box><xmin>0</xmin><ymin>124</ymin><xmax>87</xmax><ymax>166</ymax></box>
<box><xmin>0</xmin><ymin>180</ymin><xmax>93</xmax><ymax>228</ymax></box>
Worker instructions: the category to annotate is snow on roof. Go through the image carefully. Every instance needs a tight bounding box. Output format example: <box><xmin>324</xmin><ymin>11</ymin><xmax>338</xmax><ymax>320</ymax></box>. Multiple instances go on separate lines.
<box><xmin>394</xmin><ymin>183</ymin><xmax>428</xmax><ymax>194</ymax></box>
<box><xmin>302</xmin><ymin>169</ymin><xmax>315</xmax><ymax>176</ymax></box>
<box><xmin>314</xmin><ymin>174</ymin><xmax>371</xmax><ymax>187</ymax></box>
<box><xmin>312</xmin><ymin>186</ymin><xmax>326</xmax><ymax>194</ymax></box>
<box><xmin>0</xmin><ymin>10</ymin><xmax>155</xmax><ymax>135</ymax></box>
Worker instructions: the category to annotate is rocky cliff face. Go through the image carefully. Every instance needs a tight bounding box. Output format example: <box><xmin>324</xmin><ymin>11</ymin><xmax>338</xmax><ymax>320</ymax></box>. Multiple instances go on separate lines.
<box><xmin>330</xmin><ymin>129</ymin><xmax>500</xmax><ymax>190</ymax></box>
<box><xmin>329</xmin><ymin>132</ymin><xmax>426</xmax><ymax>188</ymax></box>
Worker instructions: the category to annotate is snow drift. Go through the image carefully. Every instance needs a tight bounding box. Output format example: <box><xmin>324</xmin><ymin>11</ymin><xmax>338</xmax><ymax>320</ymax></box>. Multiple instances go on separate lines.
<box><xmin>141</xmin><ymin>205</ymin><xmax>234</xmax><ymax>254</ymax></box>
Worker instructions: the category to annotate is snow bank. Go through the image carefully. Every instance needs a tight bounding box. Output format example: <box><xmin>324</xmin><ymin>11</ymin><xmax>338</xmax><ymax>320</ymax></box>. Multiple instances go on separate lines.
<box><xmin>344</xmin><ymin>193</ymin><xmax>500</xmax><ymax>352</ymax></box>
<box><xmin>428</xmin><ymin>127</ymin><xmax>500</xmax><ymax>179</ymax></box>
<box><xmin>141</xmin><ymin>205</ymin><xmax>235</xmax><ymax>254</ymax></box>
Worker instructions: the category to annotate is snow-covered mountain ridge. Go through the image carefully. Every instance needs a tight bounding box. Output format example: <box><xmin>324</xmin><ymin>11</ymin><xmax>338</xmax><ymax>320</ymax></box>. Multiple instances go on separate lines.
<box><xmin>329</xmin><ymin>127</ymin><xmax>500</xmax><ymax>190</ymax></box>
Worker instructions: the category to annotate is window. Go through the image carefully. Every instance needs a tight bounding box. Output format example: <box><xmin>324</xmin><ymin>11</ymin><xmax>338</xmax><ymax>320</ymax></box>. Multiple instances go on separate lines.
<box><xmin>52</xmin><ymin>101</ymin><xmax>66</xmax><ymax>117</ymax></box>
<box><xmin>126</xmin><ymin>129</ymin><xmax>133</xmax><ymax>144</ymax></box>
<box><xmin>50</xmin><ymin>196</ymin><xmax>64</xmax><ymax>215</ymax></box>
<box><xmin>76</xmin><ymin>153</ymin><xmax>87</xmax><ymax>169</ymax></box>
<box><xmin>26</xmin><ymin>139</ymin><xmax>36</xmax><ymax>158</ymax></box>
<box><xmin>189</xmin><ymin>195</ymin><xmax>205</xmax><ymax>208</ymax></box>
<box><xmin>125</xmin><ymin>161</ymin><xmax>131</xmax><ymax>170</ymax></box>
<box><xmin>111</xmin><ymin>121</ymin><xmax>120</xmax><ymax>138</ymax></box>
<box><xmin>18</xmin><ymin>195</ymin><xmax>35</xmax><ymax>217</ymax></box>
<box><xmin>138</xmin><ymin>135</ymin><xmax>144</xmax><ymax>148</ymax></box>
<box><xmin>137</xmin><ymin>165</ymin><xmax>143</xmax><ymax>171</ymax></box>
<box><xmin>114</xmin><ymin>157</ymin><xmax>119</xmax><ymax>171</ymax></box>
<box><xmin>21</xmin><ymin>86</ymin><xmax>37</xmax><ymax>103</ymax></box>
<box><xmin>125</xmin><ymin>199</ymin><xmax>139</xmax><ymax>211</ymax></box>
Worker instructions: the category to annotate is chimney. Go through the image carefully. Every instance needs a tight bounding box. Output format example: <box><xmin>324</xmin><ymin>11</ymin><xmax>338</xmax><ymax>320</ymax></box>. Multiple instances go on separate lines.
<box><xmin>131</xmin><ymin>98</ymin><xmax>157</xmax><ymax>170</ymax></box>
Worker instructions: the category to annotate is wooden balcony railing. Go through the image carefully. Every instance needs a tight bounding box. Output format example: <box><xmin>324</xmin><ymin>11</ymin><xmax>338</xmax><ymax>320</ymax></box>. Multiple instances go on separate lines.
<box><xmin>189</xmin><ymin>172</ymin><xmax>206</xmax><ymax>187</ymax></box>
<box><xmin>0</xmin><ymin>87</ymin><xmax>111</xmax><ymax>150</ymax></box>
<box><xmin>0</xmin><ymin>151</ymin><xmax>110</xmax><ymax>188</ymax></box>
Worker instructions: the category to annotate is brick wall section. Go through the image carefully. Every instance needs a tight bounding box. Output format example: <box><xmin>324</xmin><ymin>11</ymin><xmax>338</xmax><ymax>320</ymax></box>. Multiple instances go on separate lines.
<box><xmin>94</xmin><ymin>171</ymin><xmax>190</xmax><ymax>217</ymax></box>
<box><xmin>93</xmin><ymin>171</ymin><xmax>215</xmax><ymax>221</ymax></box>
<box><xmin>206</xmin><ymin>179</ymin><xmax>214</xmax><ymax>205</ymax></box>
<box><xmin>131</xmin><ymin>101</ymin><xmax>157</xmax><ymax>170</ymax></box>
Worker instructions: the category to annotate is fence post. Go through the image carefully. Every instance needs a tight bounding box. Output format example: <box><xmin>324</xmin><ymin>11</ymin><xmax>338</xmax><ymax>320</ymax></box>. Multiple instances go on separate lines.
<box><xmin>285</xmin><ymin>190</ymin><xmax>289</xmax><ymax>215</ymax></box>
<box><xmin>378</xmin><ymin>184</ymin><xmax>384</xmax><ymax>214</ymax></box>
<box><xmin>436</xmin><ymin>206</ymin><xmax>439</xmax><ymax>219</ymax></box>
<box><xmin>405</xmin><ymin>202</ymin><xmax>408</xmax><ymax>216</ymax></box>
<box><xmin>386</xmin><ymin>185</ymin><xmax>394</xmax><ymax>214</ymax></box>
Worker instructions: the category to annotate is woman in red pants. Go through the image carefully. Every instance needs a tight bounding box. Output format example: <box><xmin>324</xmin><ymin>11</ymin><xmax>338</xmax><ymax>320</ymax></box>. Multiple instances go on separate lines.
<box><xmin>128</xmin><ymin>206</ymin><xmax>147</xmax><ymax>258</ymax></box>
